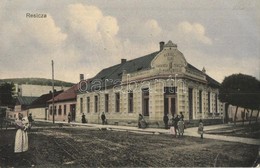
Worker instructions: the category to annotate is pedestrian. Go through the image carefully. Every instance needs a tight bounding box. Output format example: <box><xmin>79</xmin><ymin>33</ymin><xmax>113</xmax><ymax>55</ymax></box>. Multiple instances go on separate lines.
<box><xmin>68</xmin><ymin>113</ymin><xmax>71</xmax><ymax>123</ymax></box>
<box><xmin>82</xmin><ymin>113</ymin><xmax>87</xmax><ymax>123</ymax></box>
<box><xmin>28</xmin><ymin>113</ymin><xmax>34</xmax><ymax>129</ymax></box>
<box><xmin>101</xmin><ymin>112</ymin><xmax>106</xmax><ymax>125</ymax></box>
<box><xmin>172</xmin><ymin>115</ymin><xmax>180</xmax><ymax>137</ymax></box>
<box><xmin>138</xmin><ymin>114</ymin><xmax>147</xmax><ymax>128</ymax></box>
<box><xmin>163</xmin><ymin>114</ymin><xmax>169</xmax><ymax>129</ymax></box>
<box><xmin>14</xmin><ymin>113</ymin><xmax>29</xmax><ymax>153</ymax></box>
<box><xmin>177</xmin><ymin>118</ymin><xmax>185</xmax><ymax>137</ymax></box>
<box><xmin>180</xmin><ymin>112</ymin><xmax>184</xmax><ymax>120</ymax></box>
<box><xmin>241</xmin><ymin>110</ymin><xmax>245</xmax><ymax>125</ymax></box>
<box><xmin>198</xmin><ymin>119</ymin><xmax>204</xmax><ymax>139</ymax></box>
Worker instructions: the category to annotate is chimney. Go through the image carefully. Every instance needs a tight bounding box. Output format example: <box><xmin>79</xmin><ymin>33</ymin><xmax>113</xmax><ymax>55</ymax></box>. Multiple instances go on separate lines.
<box><xmin>80</xmin><ymin>74</ymin><xmax>84</xmax><ymax>81</ymax></box>
<box><xmin>121</xmin><ymin>59</ymin><xmax>127</xmax><ymax>64</ymax></box>
<box><xmin>159</xmin><ymin>41</ymin><xmax>165</xmax><ymax>51</ymax></box>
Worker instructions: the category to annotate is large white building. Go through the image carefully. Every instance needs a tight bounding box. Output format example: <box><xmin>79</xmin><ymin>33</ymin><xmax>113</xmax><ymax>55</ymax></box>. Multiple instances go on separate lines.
<box><xmin>14</xmin><ymin>84</ymin><xmax>70</xmax><ymax>97</ymax></box>
<box><xmin>76</xmin><ymin>41</ymin><xmax>224</xmax><ymax>126</ymax></box>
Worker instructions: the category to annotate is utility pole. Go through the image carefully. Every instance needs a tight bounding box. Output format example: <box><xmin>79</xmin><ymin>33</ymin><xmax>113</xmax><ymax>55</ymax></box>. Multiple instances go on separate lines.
<box><xmin>52</xmin><ymin>60</ymin><xmax>55</xmax><ymax>124</ymax></box>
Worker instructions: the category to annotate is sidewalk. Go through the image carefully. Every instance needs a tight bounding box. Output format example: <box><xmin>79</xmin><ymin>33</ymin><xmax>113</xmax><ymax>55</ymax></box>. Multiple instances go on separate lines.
<box><xmin>34</xmin><ymin>119</ymin><xmax>260</xmax><ymax>146</ymax></box>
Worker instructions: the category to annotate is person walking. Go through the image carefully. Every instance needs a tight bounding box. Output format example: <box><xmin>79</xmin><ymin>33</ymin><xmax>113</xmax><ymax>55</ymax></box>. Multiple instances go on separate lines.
<box><xmin>14</xmin><ymin>113</ymin><xmax>29</xmax><ymax>153</ymax></box>
<box><xmin>177</xmin><ymin>118</ymin><xmax>185</xmax><ymax>137</ymax></box>
<box><xmin>101</xmin><ymin>112</ymin><xmax>106</xmax><ymax>125</ymax></box>
<box><xmin>198</xmin><ymin>119</ymin><xmax>204</xmax><ymax>139</ymax></box>
<box><xmin>163</xmin><ymin>114</ymin><xmax>169</xmax><ymax>129</ymax></box>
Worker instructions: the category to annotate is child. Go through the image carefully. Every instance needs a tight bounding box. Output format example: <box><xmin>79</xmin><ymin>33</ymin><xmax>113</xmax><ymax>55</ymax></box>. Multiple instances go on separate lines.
<box><xmin>198</xmin><ymin>119</ymin><xmax>204</xmax><ymax>139</ymax></box>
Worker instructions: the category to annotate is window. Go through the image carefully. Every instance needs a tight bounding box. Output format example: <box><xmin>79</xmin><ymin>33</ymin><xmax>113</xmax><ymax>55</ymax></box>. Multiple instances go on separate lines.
<box><xmin>215</xmin><ymin>94</ymin><xmax>218</xmax><ymax>113</ymax></box>
<box><xmin>115</xmin><ymin>93</ymin><xmax>120</xmax><ymax>112</ymax></box>
<box><xmin>142</xmin><ymin>88</ymin><xmax>149</xmax><ymax>116</ymax></box>
<box><xmin>95</xmin><ymin>95</ymin><xmax>98</xmax><ymax>113</ymax></box>
<box><xmin>188</xmin><ymin>88</ymin><xmax>193</xmax><ymax>120</ymax></box>
<box><xmin>128</xmin><ymin>91</ymin><xmax>133</xmax><ymax>113</ymax></box>
<box><xmin>199</xmin><ymin>90</ymin><xmax>202</xmax><ymax>113</ymax></box>
<box><xmin>58</xmin><ymin>105</ymin><xmax>62</xmax><ymax>115</ymax></box>
<box><xmin>87</xmin><ymin>97</ymin><xmax>90</xmax><ymax>113</ymax></box>
<box><xmin>64</xmin><ymin>105</ymin><xmax>66</xmax><ymax>115</ymax></box>
<box><xmin>80</xmin><ymin>98</ymin><xmax>83</xmax><ymax>113</ymax></box>
<box><xmin>50</xmin><ymin>106</ymin><xmax>53</xmax><ymax>115</ymax></box>
<box><xmin>208</xmin><ymin>92</ymin><xmax>211</xmax><ymax>113</ymax></box>
<box><xmin>54</xmin><ymin>106</ymin><xmax>57</xmax><ymax>115</ymax></box>
<box><xmin>105</xmin><ymin>94</ymin><xmax>109</xmax><ymax>112</ymax></box>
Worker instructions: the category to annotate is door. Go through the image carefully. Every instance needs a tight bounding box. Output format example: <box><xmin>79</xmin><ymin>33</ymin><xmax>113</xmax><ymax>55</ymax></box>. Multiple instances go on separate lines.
<box><xmin>70</xmin><ymin>104</ymin><xmax>76</xmax><ymax>121</ymax></box>
<box><xmin>164</xmin><ymin>95</ymin><xmax>176</xmax><ymax>117</ymax></box>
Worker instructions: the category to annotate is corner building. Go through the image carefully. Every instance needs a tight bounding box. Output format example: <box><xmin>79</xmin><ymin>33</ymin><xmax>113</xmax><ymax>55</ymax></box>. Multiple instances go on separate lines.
<box><xmin>76</xmin><ymin>41</ymin><xmax>224</xmax><ymax>126</ymax></box>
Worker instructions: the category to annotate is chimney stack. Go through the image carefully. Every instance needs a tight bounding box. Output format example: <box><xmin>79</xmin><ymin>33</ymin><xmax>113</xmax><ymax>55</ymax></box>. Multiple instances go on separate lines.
<box><xmin>121</xmin><ymin>59</ymin><xmax>127</xmax><ymax>64</ymax></box>
<box><xmin>159</xmin><ymin>41</ymin><xmax>165</xmax><ymax>51</ymax></box>
<box><xmin>80</xmin><ymin>74</ymin><xmax>84</xmax><ymax>81</ymax></box>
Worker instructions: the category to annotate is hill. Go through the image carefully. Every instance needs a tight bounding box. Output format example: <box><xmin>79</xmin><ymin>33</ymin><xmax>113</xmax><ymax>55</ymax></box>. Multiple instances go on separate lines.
<box><xmin>0</xmin><ymin>78</ymin><xmax>75</xmax><ymax>87</ymax></box>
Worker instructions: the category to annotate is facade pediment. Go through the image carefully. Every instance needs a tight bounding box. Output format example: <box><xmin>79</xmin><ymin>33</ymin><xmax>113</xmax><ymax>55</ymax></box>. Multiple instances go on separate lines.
<box><xmin>151</xmin><ymin>41</ymin><xmax>187</xmax><ymax>74</ymax></box>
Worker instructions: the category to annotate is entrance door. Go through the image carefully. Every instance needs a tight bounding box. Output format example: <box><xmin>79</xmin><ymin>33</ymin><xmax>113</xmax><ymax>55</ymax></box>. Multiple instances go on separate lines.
<box><xmin>70</xmin><ymin>104</ymin><xmax>76</xmax><ymax>121</ymax></box>
<box><xmin>164</xmin><ymin>95</ymin><xmax>176</xmax><ymax>117</ymax></box>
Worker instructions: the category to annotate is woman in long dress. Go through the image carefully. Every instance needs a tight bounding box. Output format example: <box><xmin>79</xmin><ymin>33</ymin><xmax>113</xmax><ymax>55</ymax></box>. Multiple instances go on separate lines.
<box><xmin>177</xmin><ymin>118</ymin><xmax>185</xmax><ymax>137</ymax></box>
<box><xmin>14</xmin><ymin>113</ymin><xmax>29</xmax><ymax>153</ymax></box>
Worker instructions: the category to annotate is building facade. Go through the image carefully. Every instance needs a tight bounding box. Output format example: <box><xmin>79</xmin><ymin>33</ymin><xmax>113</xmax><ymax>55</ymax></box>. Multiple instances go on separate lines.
<box><xmin>47</xmin><ymin>84</ymin><xmax>78</xmax><ymax>122</ymax></box>
<box><xmin>76</xmin><ymin>41</ymin><xmax>224</xmax><ymax>126</ymax></box>
<box><xmin>29</xmin><ymin>90</ymin><xmax>63</xmax><ymax>120</ymax></box>
<box><xmin>14</xmin><ymin>84</ymin><xmax>70</xmax><ymax>97</ymax></box>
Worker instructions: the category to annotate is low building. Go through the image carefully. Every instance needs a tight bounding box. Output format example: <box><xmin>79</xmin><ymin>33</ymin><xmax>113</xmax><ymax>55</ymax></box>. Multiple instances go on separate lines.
<box><xmin>29</xmin><ymin>90</ymin><xmax>63</xmax><ymax>120</ymax></box>
<box><xmin>7</xmin><ymin>96</ymin><xmax>38</xmax><ymax>119</ymax></box>
<box><xmin>76</xmin><ymin>41</ymin><xmax>224</xmax><ymax>126</ymax></box>
<box><xmin>47</xmin><ymin>84</ymin><xmax>78</xmax><ymax>122</ymax></box>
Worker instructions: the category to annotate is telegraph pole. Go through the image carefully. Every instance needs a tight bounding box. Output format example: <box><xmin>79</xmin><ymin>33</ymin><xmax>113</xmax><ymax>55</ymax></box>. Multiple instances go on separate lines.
<box><xmin>52</xmin><ymin>60</ymin><xmax>55</xmax><ymax>124</ymax></box>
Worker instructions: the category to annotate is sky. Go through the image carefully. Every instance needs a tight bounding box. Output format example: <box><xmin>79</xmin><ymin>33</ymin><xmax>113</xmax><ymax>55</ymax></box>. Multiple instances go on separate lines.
<box><xmin>0</xmin><ymin>0</ymin><xmax>259</xmax><ymax>83</ymax></box>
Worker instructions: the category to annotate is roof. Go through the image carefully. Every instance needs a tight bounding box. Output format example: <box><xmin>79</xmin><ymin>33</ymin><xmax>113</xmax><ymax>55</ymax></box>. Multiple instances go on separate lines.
<box><xmin>85</xmin><ymin>42</ymin><xmax>220</xmax><ymax>91</ymax></box>
<box><xmin>206</xmin><ymin>75</ymin><xmax>221</xmax><ymax>88</ymax></box>
<box><xmin>30</xmin><ymin>90</ymin><xmax>63</xmax><ymax>108</ymax></box>
<box><xmin>187</xmin><ymin>63</ymin><xmax>220</xmax><ymax>87</ymax></box>
<box><xmin>48</xmin><ymin>84</ymin><xmax>79</xmax><ymax>103</ymax></box>
<box><xmin>85</xmin><ymin>51</ymin><xmax>159</xmax><ymax>90</ymax></box>
<box><xmin>16</xmin><ymin>96</ymin><xmax>38</xmax><ymax>106</ymax></box>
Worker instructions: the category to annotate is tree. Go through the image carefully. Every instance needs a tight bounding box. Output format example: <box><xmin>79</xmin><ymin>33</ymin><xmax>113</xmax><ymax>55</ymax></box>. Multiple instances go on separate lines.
<box><xmin>0</xmin><ymin>82</ymin><xmax>15</xmax><ymax>107</ymax></box>
<box><xmin>219</xmin><ymin>73</ymin><xmax>260</xmax><ymax>125</ymax></box>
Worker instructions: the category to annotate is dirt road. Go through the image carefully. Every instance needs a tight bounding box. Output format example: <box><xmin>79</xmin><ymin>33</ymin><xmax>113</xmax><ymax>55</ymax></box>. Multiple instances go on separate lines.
<box><xmin>0</xmin><ymin>124</ymin><xmax>258</xmax><ymax>167</ymax></box>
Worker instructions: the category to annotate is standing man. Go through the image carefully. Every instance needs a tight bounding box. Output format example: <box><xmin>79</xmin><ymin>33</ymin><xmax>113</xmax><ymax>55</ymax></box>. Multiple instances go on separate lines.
<box><xmin>28</xmin><ymin>113</ymin><xmax>34</xmax><ymax>130</ymax></box>
<box><xmin>82</xmin><ymin>113</ymin><xmax>87</xmax><ymax>123</ymax></box>
<box><xmin>180</xmin><ymin>112</ymin><xmax>184</xmax><ymax>120</ymax></box>
<box><xmin>163</xmin><ymin>114</ymin><xmax>169</xmax><ymax>129</ymax></box>
<box><xmin>68</xmin><ymin>113</ymin><xmax>71</xmax><ymax>123</ymax></box>
<box><xmin>101</xmin><ymin>112</ymin><xmax>106</xmax><ymax>125</ymax></box>
<box><xmin>198</xmin><ymin>119</ymin><xmax>204</xmax><ymax>139</ymax></box>
<box><xmin>173</xmin><ymin>115</ymin><xmax>180</xmax><ymax>137</ymax></box>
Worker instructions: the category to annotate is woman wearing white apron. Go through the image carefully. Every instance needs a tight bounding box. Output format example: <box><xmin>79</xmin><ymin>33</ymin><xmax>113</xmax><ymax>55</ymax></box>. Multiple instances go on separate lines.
<box><xmin>14</xmin><ymin>113</ymin><xmax>29</xmax><ymax>153</ymax></box>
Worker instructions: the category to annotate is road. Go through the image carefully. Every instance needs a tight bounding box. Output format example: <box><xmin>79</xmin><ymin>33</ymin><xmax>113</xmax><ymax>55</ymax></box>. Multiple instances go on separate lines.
<box><xmin>0</xmin><ymin>122</ymin><xmax>258</xmax><ymax>167</ymax></box>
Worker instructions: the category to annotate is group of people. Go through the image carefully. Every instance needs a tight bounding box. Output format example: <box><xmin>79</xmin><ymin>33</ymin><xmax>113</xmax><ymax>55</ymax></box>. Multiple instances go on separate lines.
<box><xmin>164</xmin><ymin>112</ymin><xmax>204</xmax><ymax>139</ymax></box>
<box><xmin>164</xmin><ymin>112</ymin><xmax>185</xmax><ymax>137</ymax></box>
